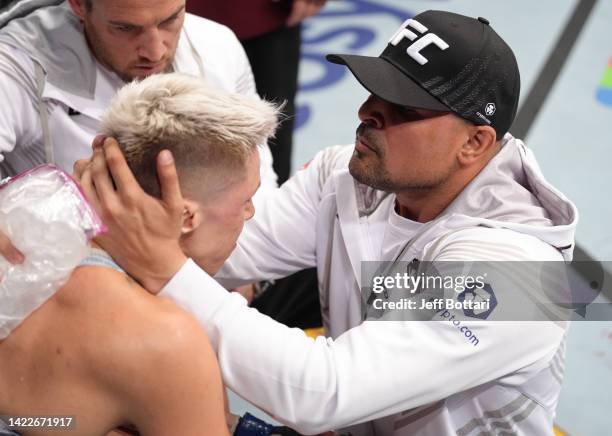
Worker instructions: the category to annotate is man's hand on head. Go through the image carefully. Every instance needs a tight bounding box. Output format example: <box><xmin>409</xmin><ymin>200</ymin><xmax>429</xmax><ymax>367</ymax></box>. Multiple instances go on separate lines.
<box><xmin>72</xmin><ymin>134</ymin><xmax>105</xmax><ymax>180</ymax></box>
<box><xmin>78</xmin><ymin>137</ymin><xmax>187</xmax><ymax>294</ymax></box>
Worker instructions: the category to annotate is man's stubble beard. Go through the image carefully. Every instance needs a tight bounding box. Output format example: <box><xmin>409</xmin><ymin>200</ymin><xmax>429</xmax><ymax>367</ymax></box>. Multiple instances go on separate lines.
<box><xmin>349</xmin><ymin>123</ymin><xmax>405</xmax><ymax>192</ymax></box>
<box><xmin>103</xmin><ymin>49</ymin><xmax>174</xmax><ymax>83</ymax></box>
<box><xmin>349</xmin><ymin>124</ymin><xmax>455</xmax><ymax>193</ymax></box>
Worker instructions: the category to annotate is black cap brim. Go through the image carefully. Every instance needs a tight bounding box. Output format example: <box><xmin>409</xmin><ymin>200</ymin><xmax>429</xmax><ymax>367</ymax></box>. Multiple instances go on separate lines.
<box><xmin>326</xmin><ymin>53</ymin><xmax>449</xmax><ymax>112</ymax></box>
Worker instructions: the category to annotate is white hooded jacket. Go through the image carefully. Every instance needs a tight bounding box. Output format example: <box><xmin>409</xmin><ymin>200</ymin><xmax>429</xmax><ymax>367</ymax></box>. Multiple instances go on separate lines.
<box><xmin>161</xmin><ymin>134</ymin><xmax>578</xmax><ymax>435</ymax></box>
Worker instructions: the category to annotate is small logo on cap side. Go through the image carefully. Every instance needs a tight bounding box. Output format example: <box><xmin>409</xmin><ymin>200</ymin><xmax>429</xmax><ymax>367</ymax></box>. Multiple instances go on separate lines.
<box><xmin>485</xmin><ymin>103</ymin><xmax>496</xmax><ymax>116</ymax></box>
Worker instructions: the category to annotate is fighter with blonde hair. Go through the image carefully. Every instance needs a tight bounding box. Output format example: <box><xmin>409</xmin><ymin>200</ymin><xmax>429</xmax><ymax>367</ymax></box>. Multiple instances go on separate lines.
<box><xmin>0</xmin><ymin>72</ymin><xmax>279</xmax><ymax>435</ymax></box>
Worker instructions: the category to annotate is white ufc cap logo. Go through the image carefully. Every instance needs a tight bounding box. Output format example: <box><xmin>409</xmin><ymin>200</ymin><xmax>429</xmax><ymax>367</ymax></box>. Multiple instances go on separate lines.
<box><xmin>388</xmin><ymin>18</ymin><xmax>450</xmax><ymax>65</ymax></box>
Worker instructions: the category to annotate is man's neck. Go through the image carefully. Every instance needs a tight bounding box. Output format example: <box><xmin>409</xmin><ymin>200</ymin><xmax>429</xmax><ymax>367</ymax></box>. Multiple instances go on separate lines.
<box><xmin>394</xmin><ymin>143</ymin><xmax>505</xmax><ymax>223</ymax></box>
<box><xmin>394</xmin><ymin>171</ymin><xmax>477</xmax><ymax>223</ymax></box>
<box><xmin>395</xmin><ymin>190</ymin><xmax>456</xmax><ymax>223</ymax></box>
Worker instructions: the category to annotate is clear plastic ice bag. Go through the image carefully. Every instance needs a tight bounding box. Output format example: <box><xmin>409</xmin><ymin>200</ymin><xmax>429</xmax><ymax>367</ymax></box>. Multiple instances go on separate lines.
<box><xmin>0</xmin><ymin>164</ymin><xmax>106</xmax><ymax>339</ymax></box>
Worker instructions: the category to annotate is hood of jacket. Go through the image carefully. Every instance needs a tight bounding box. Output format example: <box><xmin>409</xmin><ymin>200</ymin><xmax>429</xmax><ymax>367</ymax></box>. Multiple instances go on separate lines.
<box><xmin>0</xmin><ymin>1</ymin><xmax>97</xmax><ymax>99</ymax></box>
<box><xmin>0</xmin><ymin>0</ymin><xmax>63</xmax><ymax>28</ymax></box>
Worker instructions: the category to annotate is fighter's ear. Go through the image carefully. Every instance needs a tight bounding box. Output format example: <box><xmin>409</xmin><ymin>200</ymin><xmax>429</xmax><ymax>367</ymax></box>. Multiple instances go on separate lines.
<box><xmin>67</xmin><ymin>0</ymin><xmax>88</xmax><ymax>20</ymax></box>
<box><xmin>180</xmin><ymin>199</ymin><xmax>202</xmax><ymax>235</ymax></box>
<box><xmin>457</xmin><ymin>124</ymin><xmax>497</xmax><ymax>166</ymax></box>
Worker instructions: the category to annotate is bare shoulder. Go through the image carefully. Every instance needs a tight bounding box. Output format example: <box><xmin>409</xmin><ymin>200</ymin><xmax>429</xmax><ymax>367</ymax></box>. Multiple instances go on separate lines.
<box><xmin>61</xmin><ymin>265</ymin><xmax>214</xmax><ymax>367</ymax></box>
<box><xmin>60</xmin><ymin>266</ymin><xmax>228</xmax><ymax>433</ymax></box>
<box><xmin>0</xmin><ymin>265</ymin><xmax>226</xmax><ymax>434</ymax></box>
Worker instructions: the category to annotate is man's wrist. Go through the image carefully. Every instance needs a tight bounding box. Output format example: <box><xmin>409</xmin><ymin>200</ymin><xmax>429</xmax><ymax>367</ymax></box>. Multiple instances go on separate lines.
<box><xmin>140</xmin><ymin>253</ymin><xmax>189</xmax><ymax>294</ymax></box>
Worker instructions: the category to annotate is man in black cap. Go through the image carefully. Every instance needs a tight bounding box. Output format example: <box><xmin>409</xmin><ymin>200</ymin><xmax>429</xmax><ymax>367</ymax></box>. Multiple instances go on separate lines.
<box><xmin>79</xmin><ymin>10</ymin><xmax>577</xmax><ymax>435</ymax></box>
<box><xmin>327</xmin><ymin>11</ymin><xmax>520</xmax><ymax>145</ymax></box>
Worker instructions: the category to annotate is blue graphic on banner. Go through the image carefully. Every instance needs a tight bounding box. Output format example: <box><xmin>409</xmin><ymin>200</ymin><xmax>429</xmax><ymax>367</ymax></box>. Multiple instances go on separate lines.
<box><xmin>296</xmin><ymin>0</ymin><xmax>417</xmax><ymax>129</ymax></box>
<box><xmin>316</xmin><ymin>1</ymin><xmax>414</xmax><ymax>21</ymax></box>
<box><xmin>597</xmin><ymin>89</ymin><xmax>612</xmax><ymax>106</ymax></box>
<box><xmin>596</xmin><ymin>57</ymin><xmax>612</xmax><ymax>107</ymax></box>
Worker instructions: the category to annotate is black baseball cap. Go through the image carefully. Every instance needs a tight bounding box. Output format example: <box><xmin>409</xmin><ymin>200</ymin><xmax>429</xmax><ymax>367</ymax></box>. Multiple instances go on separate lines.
<box><xmin>326</xmin><ymin>10</ymin><xmax>521</xmax><ymax>139</ymax></box>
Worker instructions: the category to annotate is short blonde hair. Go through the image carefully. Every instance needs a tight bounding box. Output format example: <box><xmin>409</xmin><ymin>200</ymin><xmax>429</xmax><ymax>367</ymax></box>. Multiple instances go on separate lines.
<box><xmin>100</xmin><ymin>73</ymin><xmax>279</xmax><ymax>197</ymax></box>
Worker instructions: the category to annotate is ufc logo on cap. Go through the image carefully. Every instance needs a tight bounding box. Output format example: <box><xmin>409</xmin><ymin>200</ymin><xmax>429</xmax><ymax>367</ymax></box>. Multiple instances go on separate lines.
<box><xmin>389</xmin><ymin>18</ymin><xmax>449</xmax><ymax>65</ymax></box>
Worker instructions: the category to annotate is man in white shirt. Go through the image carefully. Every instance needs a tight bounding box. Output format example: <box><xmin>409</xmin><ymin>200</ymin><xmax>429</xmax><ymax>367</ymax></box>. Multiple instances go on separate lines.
<box><xmin>51</xmin><ymin>10</ymin><xmax>582</xmax><ymax>436</ymax></box>
<box><xmin>0</xmin><ymin>0</ymin><xmax>276</xmax><ymax>182</ymax></box>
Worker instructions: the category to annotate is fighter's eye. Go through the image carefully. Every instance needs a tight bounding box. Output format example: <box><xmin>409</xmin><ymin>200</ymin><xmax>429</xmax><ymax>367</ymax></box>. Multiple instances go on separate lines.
<box><xmin>113</xmin><ymin>24</ymin><xmax>135</xmax><ymax>33</ymax></box>
<box><xmin>160</xmin><ymin>10</ymin><xmax>183</xmax><ymax>28</ymax></box>
<box><xmin>161</xmin><ymin>16</ymin><xmax>179</xmax><ymax>27</ymax></box>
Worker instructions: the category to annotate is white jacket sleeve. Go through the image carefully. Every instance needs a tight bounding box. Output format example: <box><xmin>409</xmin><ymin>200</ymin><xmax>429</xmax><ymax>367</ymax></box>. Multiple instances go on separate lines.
<box><xmin>0</xmin><ymin>46</ymin><xmax>41</xmax><ymax>176</ymax></box>
<box><xmin>215</xmin><ymin>146</ymin><xmax>346</xmax><ymax>288</ymax></box>
<box><xmin>160</xmin><ymin>233</ymin><xmax>566</xmax><ymax>434</ymax></box>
